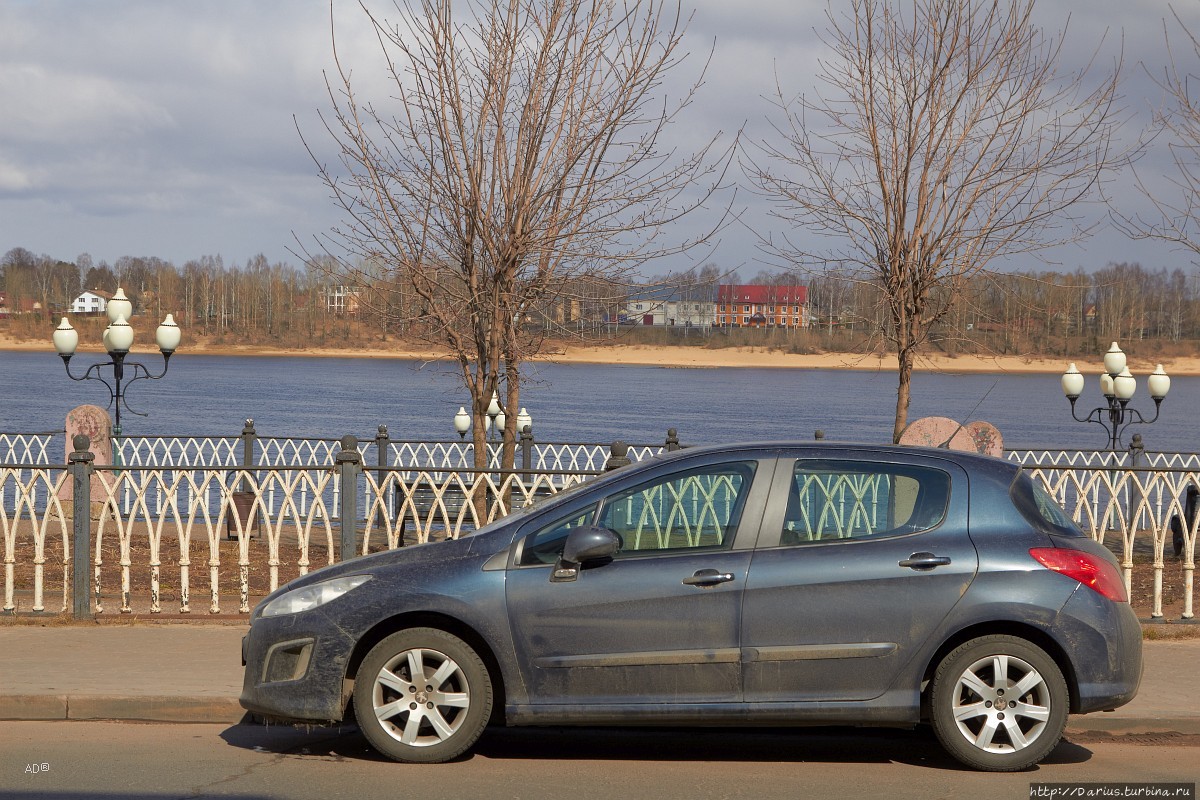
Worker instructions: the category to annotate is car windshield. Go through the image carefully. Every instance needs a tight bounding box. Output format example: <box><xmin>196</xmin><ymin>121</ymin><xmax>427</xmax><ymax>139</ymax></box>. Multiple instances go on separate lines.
<box><xmin>463</xmin><ymin>471</ymin><xmax>603</xmax><ymax>537</ymax></box>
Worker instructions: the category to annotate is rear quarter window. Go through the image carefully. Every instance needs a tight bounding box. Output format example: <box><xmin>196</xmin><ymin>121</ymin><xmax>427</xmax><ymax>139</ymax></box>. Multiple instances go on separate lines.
<box><xmin>1010</xmin><ymin>472</ymin><xmax>1084</xmax><ymax>538</ymax></box>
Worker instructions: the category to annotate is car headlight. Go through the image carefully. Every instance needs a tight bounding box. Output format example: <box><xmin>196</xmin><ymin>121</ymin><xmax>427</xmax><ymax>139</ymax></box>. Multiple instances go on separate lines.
<box><xmin>260</xmin><ymin>575</ymin><xmax>372</xmax><ymax>618</ymax></box>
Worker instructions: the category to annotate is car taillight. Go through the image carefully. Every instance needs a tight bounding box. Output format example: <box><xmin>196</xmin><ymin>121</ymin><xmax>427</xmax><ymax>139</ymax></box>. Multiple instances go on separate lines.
<box><xmin>1029</xmin><ymin>547</ymin><xmax>1128</xmax><ymax>603</ymax></box>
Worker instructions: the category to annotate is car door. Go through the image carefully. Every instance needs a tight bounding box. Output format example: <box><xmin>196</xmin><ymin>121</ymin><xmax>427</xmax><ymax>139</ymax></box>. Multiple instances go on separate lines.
<box><xmin>505</xmin><ymin>457</ymin><xmax>772</xmax><ymax>706</ymax></box>
<box><xmin>741</xmin><ymin>453</ymin><xmax>977</xmax><ymax>703</ymax></box>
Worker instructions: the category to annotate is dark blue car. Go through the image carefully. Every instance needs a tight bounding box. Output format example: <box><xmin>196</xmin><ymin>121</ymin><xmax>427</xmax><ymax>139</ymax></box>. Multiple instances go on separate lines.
<box><xmin>240</xmin><ymin>443</ymin><xmax>1141</xmax><ymax>771</ymax></box>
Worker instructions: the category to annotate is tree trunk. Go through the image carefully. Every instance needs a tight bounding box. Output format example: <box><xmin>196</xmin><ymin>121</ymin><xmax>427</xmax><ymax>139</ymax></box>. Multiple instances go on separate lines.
<box><xmin>893</xmin><ymin>349</ymin><xmax>913</xmax><ymax>444</ymax></box>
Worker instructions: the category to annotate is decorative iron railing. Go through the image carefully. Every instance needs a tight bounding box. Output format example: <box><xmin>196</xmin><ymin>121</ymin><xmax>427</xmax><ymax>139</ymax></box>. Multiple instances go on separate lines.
<box><xmin>1</xmin><ymin>443</ymin><xmax>603</xmax><ymax>616</ymax></box>
<box><xmin>0</xmin><ymin>432</ymin><xmax>58</xmax><ymax>466</ymax></box>
<box><xmin>1006</xmin><ymin>448</ymin><xmax>1200</xmax><ymax>470</ymax></box>
<box><xmin>1023</xmin><ymin>465</ymin><xmax>1199</xmax><ymax>619</ymax></box>
<box><xmin>3</xmin><ymin>431</ymin><xmax>1198</xmax><ymax>620</ymax></box>
<box><xmin>1</xmin><ymin>424</ymin><xmax>668</xmax><ymax>473</ymax></box>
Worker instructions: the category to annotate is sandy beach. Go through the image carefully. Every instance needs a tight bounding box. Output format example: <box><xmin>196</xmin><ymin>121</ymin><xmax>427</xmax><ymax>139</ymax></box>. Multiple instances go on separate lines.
<box><xmin>5</xmin><ymin>330</ymin><xmax>1200</xmax><ymax>376</ymax></box>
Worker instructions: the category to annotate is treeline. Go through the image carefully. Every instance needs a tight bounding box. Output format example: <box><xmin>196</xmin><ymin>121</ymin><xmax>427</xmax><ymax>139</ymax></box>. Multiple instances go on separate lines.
<box><xmin>3</xmin><ymin>246</ymin><xmax>1200</xmax><ymax>357</ymax></box>
<box><xmin>793</xmin><ymin>263</ymin><xmax>1200</xmax><ymax>358</ymax></box>
<box><xmin>0</xmin><ymin>247</ymin><xmax>354</xmax><ymax>345</ymax></box>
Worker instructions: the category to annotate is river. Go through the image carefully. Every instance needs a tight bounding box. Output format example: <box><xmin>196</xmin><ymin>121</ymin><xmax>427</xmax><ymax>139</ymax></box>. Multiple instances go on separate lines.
<box><xmin>2</xmin><ymin>350</ymin><xmax>1197</xmax><ymax>451</ymax></box>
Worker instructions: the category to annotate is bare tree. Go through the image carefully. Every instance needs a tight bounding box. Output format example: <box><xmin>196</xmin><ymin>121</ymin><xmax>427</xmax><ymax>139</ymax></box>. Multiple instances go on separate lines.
<box><xmin>746</xmin><ymin>0</ymin><xmax>1123</xmax><ymax>442</ymax></box>
<box><xmin>300</xmin><ymin>0</ymin><xmax>730</xmax><ymax>469</ymax></box>
<box><xmin>1120</xmin><ymin>8</ymin><xmax>1200</xmax><ymax>264</ymax></box>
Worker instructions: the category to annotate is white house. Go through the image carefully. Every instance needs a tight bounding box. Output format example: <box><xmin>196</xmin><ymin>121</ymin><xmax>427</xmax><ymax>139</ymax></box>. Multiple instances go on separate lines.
<box><xmin>70</xmin><ymin>290</ymin><xmax>112</xmax><ymax>315</ymax></box>
<box><xmin>324</xmin><ymin>285</ymin><xmax>361</xmax><ymax>315</ymax></box>
<box><xmin>623</xmin><ymin>288</ymin><xmax>716</xmax><ymax>328</ymax></box>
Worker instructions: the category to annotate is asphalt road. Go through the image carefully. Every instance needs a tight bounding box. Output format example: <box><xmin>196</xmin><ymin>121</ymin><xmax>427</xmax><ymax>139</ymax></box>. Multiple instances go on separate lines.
<box><xmin>1</xmin><ymin>722</ymin><xmax>1197</xmax><ymax>800</ymax></box>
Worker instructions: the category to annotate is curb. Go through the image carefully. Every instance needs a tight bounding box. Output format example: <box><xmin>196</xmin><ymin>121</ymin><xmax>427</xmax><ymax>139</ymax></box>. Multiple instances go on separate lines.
<box><xmin>1067</xmin><ymin>717</ymin><xmax>1200</xmax><ymax>736</ymax></box>
<box><xmin>2</xmin><ymin>693</ymin><xmax>1198</xmax><ymax>734</ymax></box>
<box><xmin>0</xmin><ymin>695</ymin><xmax>247</xmax><ymax>724</ymax></box>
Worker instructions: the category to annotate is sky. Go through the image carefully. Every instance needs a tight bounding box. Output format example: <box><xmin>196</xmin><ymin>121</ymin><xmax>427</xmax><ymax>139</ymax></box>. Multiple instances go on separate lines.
<box><xmin>2</xmin><ymin>0</ymin><xmax>1199</xmax><ymax>277</ymax></box>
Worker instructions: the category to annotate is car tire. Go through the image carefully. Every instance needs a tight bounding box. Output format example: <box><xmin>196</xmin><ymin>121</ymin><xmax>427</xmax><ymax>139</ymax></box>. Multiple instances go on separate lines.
<box><xmin>353</xmin><ymin>627</ymin><xmax>493</xmax><ymax>763</ymax></box>
<box><xmin>929</xmin><ymin>634</ymin><xmax>1068</xmax><ymax>772</ymax></box>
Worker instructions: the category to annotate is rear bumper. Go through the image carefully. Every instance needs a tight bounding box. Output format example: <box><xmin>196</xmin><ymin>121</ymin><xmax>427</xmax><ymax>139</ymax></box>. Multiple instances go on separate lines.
<box><xmin>1056</xmin><ymin>587</ymin><xmax>1143</xmax><ymax>715</ymax></box>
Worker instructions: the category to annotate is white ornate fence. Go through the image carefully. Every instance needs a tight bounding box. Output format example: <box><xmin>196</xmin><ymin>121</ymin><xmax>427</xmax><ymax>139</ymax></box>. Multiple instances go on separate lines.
<box><xmin>4</xmin><ymin>435</ymin><xmax>1199</xmax><ymax>618</ymax></box>
<box><xmin>1</xmin><ymin>458</ymin><xmax>599</xmax><ymax>616</ymax></box>
<box><xmin>0</xmin><ymin>432</ymin><xmax>57</xmax><ymax>465</ymax></box>
<box><xmin>1</xmin><ymin>428</ymin><xmax>664</xmax><ymax>472</ymax></box>
<box><xmin>1022</xmin><ymin>465</ymin><xmax>1199</xmax><ymax>619</ymax></box>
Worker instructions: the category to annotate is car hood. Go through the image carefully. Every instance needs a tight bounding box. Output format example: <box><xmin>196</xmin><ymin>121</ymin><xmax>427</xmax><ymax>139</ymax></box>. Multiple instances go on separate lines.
<box><xmin>253</xmin><ymin>525</ymin><xmax>515</xmax><ymax>614</ymax></box>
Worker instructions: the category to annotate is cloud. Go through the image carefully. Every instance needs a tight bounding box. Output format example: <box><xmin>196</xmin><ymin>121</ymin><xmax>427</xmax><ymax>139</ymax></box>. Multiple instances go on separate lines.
<box><xmin>1</xmin><ymin>63</ymin><xmax>177</xmax><ymax>146</ymax></box>
<box><xmin>0</xmin><ymin>0</ymin><xmax>1197</xmax><ymax>273</ymax></box>
<box><xmin>0</xmin><ymin>0</ymin><xmax>361</xmax><ymax>264</ymax></box>
<box><xmin>0</xmin><ymin>157</ymin><xmax>33</xmax><ymax>192</ymax></box>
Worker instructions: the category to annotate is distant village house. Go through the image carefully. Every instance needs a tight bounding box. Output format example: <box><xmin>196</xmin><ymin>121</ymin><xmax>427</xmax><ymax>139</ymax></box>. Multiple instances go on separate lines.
<box><xmin>70</xmin><ymin>289</ymin><xmax>113</xmax><ymax>316</ymax></box>
<box><xmin>324</xmin><ymin>285</ymin><xmax>361</xmax><ymax>316</ymax></box>
<box><xmin>624</xmin><ymin>286</ymin><xmax>715</xmax><ymax>329</ymax></box>
<box><xmin>716</xmin><ymin>284</ymin><xmax>809</xmax><ymax>329</ymax></box>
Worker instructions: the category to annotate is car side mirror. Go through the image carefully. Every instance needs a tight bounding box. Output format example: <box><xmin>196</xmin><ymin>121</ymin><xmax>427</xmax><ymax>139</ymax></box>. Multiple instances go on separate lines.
<box><xmin>551</xmin><ymin>527</ymin><xmax>621</xmax><ymax>582</ymax></box>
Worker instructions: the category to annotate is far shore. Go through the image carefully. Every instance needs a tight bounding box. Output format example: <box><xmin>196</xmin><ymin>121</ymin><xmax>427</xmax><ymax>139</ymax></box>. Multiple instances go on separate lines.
<box><xmin>4</xmin><ymin>331</ymin><xmax>1199</xmax><ymax>376</ymax></box>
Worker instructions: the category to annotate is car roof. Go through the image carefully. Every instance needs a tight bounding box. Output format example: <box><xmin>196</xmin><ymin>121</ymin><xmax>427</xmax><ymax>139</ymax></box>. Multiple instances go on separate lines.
<box><xmin>642</xmin><ymin>440</ymin><xmax>1018</xmax><ymax>474</ymax></box>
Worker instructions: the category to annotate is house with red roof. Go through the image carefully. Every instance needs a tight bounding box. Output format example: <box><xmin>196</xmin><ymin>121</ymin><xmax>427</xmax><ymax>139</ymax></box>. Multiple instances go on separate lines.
<box><xmin>716</xmin><ymin>284</ymin><xmax>808</xmax><ymax>329</ymax></box>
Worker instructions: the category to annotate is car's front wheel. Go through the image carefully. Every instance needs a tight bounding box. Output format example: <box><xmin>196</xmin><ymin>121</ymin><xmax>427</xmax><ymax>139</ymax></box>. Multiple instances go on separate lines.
<box><xmin>929</xmin><ymin>634</ymin><xmax>1068</xmax><ymax>772</ymax></box>
<box><xmin>353</xmin><ymin>628</ymin><xmax>493</xmax><ymax>763</ymax></box>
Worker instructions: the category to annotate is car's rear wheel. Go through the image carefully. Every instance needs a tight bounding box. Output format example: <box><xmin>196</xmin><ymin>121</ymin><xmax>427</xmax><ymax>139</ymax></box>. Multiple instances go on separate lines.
<box><xmin>353</xmin><ymin>628</ymin><xmax>493</xmax><ymax>763</ymax></box>
<box><xmin>929</xmin><ymin>634</ymin><xmax>1068</xmax><ymax>772</ymax></box>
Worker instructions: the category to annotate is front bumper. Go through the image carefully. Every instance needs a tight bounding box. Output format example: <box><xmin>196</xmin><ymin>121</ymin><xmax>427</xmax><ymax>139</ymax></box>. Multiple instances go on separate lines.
<box><xmin>239</xmin><ymin>612</ymin><xmax>357</xmax><ymax>723</ymax></box>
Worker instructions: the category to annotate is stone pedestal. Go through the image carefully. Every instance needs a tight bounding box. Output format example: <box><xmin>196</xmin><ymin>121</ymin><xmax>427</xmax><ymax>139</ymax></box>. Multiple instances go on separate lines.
<box><xmin>57</xmin><ymin>405</ymin><xmax>113</xmax><ymax>520</ymax></box>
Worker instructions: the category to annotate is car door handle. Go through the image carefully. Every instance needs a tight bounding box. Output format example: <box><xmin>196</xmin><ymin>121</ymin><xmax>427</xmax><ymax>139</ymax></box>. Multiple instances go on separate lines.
<box><xmin>898</xmin><ymin>552</ymin><xmax>952</xmax><ymax>570</ymax></box>
<box><xmin>682</xmin><ymin>569</ymin><xmax>735</xmax><ymax>587</ymax></box>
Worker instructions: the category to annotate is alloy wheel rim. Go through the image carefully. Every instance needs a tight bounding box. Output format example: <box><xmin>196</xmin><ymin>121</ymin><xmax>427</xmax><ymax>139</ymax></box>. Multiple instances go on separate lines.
<box><xmin>372</xmin><ymin>647</ymin><xmax>472</xmax><ymax>747</ymax></box>
<box><xmin>950</xmin><ymin>653</ymin><xmax>1052</xmax><ymax>754</ymax></box>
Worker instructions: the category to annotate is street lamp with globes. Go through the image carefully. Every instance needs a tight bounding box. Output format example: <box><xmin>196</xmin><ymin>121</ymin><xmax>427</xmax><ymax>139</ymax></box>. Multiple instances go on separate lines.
<box><xmin>1061</xmin><ymin>342</ymin><xmax>1170</xmax><ymax>450</ymax></box>
<box><xmin>452</xmin><ymin>393</ymin><xmax>534</xmax><ymax>442</ymax></box>
<box><xmin>52</xmin><ymin>287</ymin><xmax>182</xmax><ymax>444</ymax></box>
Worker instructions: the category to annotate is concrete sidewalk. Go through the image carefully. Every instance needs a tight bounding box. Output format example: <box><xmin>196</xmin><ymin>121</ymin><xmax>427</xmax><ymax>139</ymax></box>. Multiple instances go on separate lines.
<box><xmin>0</xmin><ymin>623</ymin><xmax>1197</xmax><ymax>733</ymax></box>
<box><xmin>0</xmin><ymin>624</ymin><xmax>249</xmax><ymax>723</ymax></box>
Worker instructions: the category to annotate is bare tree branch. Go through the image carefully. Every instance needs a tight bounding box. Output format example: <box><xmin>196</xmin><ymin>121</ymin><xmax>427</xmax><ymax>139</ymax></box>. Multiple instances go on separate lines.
<box><xmin>1116</xmin><ymin>6</ymin><xmax>1200</xmax><ymax>263</ymax></box>
<box><xmin>295</xmin><ymin>0</ymin><xmax>733</xmax><ymax>468</ymax></box>
<box><xmin>745</xmin><ymin>0</ymin><xmax>1125</xmax><ymax>442</ymax></box>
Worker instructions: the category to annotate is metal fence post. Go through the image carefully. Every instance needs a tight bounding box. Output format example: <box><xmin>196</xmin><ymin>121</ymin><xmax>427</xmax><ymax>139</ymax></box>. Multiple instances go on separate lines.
<box><xmin>520</xmin><ymin>425</ymin><xmax>534</xmax><ymax>471</ymax></box>
<box><xmin>605</xmin><ymin>441</ymin><xmax>632</xmax><ymax>471</ymax></box>
<box><xmin>665</xmin><ymin>428</ymin><xmax>680</xmax><ymax>452</ymax></box>
<box><xmin>375</xmin><ymin>425</ymin><xmax>390</xmax><ymax>525</ymax></box>
<box><xmin>1128</xmin><ymin>433</ymin><xmax>1147</xmax><ymax>531</ymax></box>
<box><xmin>337</xmin><ymin>435</ymin><xmax>361</xmax><ymax>562</ymax></box>
<box><xmin>240</xmin><ymin>418</ymin><xmax>256</xmax><ymax>491</ymax></box>
<box><xmin>69</xmin><ymin>434</ymin><xmax>94</xmax><ymax>620</ymax></box>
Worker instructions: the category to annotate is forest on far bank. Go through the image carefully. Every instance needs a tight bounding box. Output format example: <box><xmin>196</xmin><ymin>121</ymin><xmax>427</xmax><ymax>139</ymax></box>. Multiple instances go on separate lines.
<box><xmin>2</xmin><ymin>246</ymin><xmax>1198</xmax><ymax>364</ymax></box>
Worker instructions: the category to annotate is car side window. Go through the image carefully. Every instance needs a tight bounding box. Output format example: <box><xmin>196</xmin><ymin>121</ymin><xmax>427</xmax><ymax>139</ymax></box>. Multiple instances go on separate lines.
<box><xmin>781</xmin><ymin>460</ymin><xmax>950</xmax><ymax>545</ymax></box>
<box><xmin>598</xmin><ymin>462</ymin><xmax>756</xmax><ymax>555</ymax></box>
<box><xmin>519</xmin><ymin>506</ymin><xmax>598</xmax><ymax>565</ymax></box>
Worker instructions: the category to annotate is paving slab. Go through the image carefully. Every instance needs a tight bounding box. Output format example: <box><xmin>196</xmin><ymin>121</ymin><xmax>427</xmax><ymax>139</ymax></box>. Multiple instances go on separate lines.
<box><xmin>1066</xmin><ymin>638</ymin><xmax>1200</xmax><ymax>735</ymax></box>
<box><xmin>0</xmin><ymin>624</ymin><xmax>247</xmax><ymax>723</ymax></box>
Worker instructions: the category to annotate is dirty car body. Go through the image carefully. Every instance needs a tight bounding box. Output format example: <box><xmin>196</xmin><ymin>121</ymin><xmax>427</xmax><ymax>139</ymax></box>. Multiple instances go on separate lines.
<box><xmin>240</xmin><ymin>442</ymin><xmax>1141</xmax><ymax>771</ymax></box>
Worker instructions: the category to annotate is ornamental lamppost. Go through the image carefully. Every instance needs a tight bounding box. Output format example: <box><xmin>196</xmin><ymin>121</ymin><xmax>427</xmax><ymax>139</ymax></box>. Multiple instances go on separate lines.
<box><xmin>1061</xmin><ymin>342</ymin><xmax>1170</xmax><ymax>450</ymax></box>
<box><xmin>52</xmin><ymin>287</ymin><xmax>182</xmax><ymax>445</ymax></box>
<box><xmin>452</xmin><ymin>393</ymin><xmax>533</xmax><ymax>441</ymax></box>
